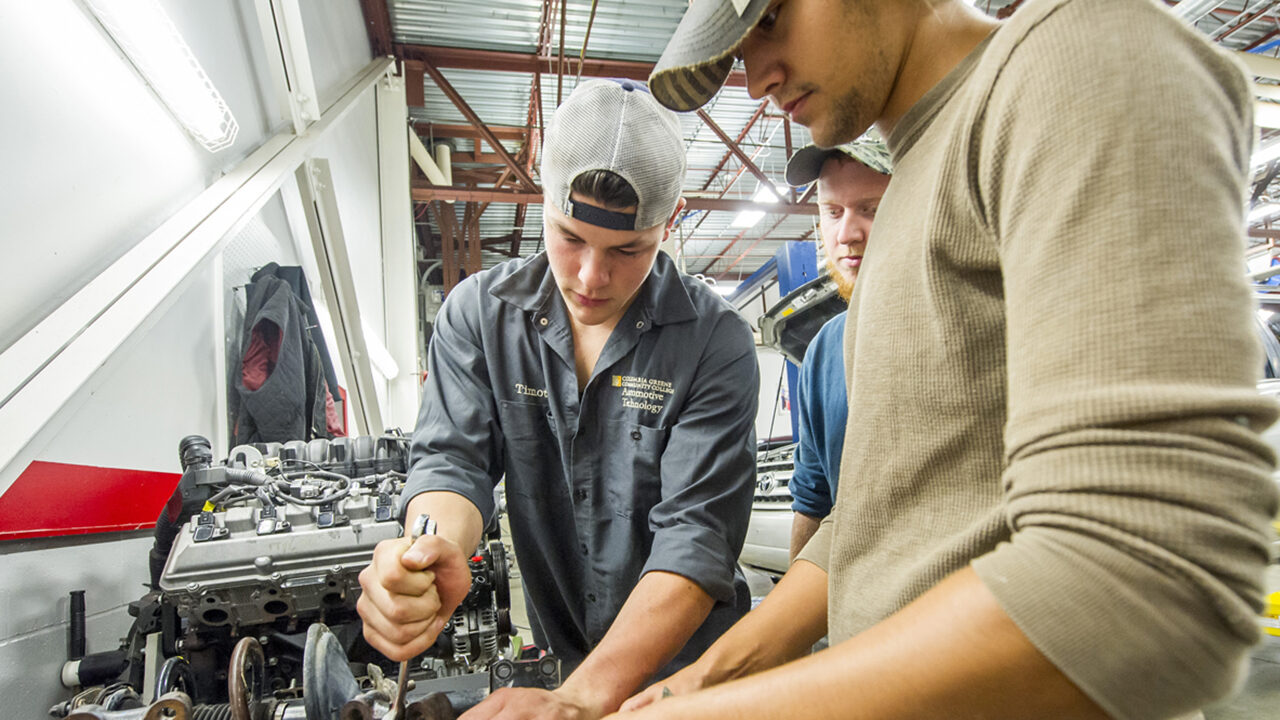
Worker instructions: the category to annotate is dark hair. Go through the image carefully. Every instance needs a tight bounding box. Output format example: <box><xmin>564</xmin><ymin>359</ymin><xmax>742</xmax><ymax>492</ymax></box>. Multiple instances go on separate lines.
<box><xmin>570</xmin><ymin>169</ymin><xmax>639</xmax><ymax>211</ymax></box>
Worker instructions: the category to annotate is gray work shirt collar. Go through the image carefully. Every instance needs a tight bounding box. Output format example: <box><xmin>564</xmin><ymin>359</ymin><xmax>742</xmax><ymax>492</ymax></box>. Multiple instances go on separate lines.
<box><xmin>488</xmin><ymin>251</ymin><xmax>699</xmax><ymax>328</ymax></box>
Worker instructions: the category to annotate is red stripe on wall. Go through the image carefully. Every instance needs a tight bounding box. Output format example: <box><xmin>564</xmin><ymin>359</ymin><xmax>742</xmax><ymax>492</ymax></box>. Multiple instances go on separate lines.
<box><xmin>0</xmin><ymin>461</ymin><xmax>180</xmax><ymax>541</ymax></box>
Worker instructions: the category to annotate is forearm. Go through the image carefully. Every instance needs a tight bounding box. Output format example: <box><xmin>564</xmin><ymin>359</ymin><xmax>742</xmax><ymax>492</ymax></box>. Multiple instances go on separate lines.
<box><xmin>615</xmin><ymin>568</ymin><xmax>1105</xmax><ymax>720</ymax></box>
<box><xmin>403</xmin><ymin>491</ymin><xmax>484</xmax><ymax>555</ymax></box>
<box><xmin>789</xmin><ymin>513</ymin><xmax>822</xmax><ymax>564</ymax></box>
<box><xmin>557</xmin><ymin>571</ymin><xmax>715</xmax><ymax>715</ymax></box>
<box><xmin>684</xmin><ymin>559</ymin><xmax>828</xmax><ymax>690</ymax></box>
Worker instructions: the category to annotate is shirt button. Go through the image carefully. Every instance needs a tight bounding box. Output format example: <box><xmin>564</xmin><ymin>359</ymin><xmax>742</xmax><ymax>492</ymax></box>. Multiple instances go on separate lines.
<box><xmin>587</xmin><ymin>593</ymin><xmax>596</xmax><ymax>603</ymax></box>
<box><xmin>538</xmin><ymin>317</ymin><xmax>549</xmax><ymax>326</ymax></box>
<box><xmin>580</xmin><ymin>543</ymin><xmax>588</xmax><ymax>555</ymax></box>
<box><xmin>630</xmin><ymin>429</ymin><xmax>642</xmax><ymax>440</ymax></box>
<box><xmin>573</xmin><ymin>489</ymin><xmax>587</xmax><ymax>501</ymax></box>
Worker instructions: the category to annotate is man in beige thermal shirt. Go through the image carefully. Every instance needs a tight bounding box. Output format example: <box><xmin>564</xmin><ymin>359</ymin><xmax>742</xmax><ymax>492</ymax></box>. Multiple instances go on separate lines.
<box><xmin>615</xmin><ymin>1</ymin><xmax>1280</xmax><ymax>719</ymax></box>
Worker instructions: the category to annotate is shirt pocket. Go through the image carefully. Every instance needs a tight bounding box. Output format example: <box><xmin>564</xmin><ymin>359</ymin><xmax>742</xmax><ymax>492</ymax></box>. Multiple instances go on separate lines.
<box><xmin>499</xmin><ymin>398</ymin><xmax>550</xmax><ymax>441</ymax></box>
<box><xmin>601</xmin><ymin>420</ymin><xmax>669</xmax><ymax>516</ymax></box>
<box><xmin>499</xmin><ymin>399</ymin><xmax>558</xmax><ymax>501</ymax></box>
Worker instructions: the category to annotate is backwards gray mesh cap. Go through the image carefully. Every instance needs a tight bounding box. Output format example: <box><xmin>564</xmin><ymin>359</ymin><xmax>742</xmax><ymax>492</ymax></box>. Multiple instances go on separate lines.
<box><xmin>541</xmin><ymin>79</ymin><xmax>687</xmax><ymax>232</ymax></box>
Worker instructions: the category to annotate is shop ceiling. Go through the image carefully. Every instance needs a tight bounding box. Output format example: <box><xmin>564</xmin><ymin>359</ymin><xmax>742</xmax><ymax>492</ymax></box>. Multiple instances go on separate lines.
<box><xmin>354</xmin><ymin>0</ymin><xmax>1280</xmax><ymax>285</ymax></box>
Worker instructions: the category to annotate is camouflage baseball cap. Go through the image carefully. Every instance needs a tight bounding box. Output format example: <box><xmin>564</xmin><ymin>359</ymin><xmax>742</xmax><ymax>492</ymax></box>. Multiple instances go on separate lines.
<box><xmin>784</xmin><ymin>133</ymin><xmax>893</xmax><ymax>186</ymax></box>
<box><xmin>649</xmin><ymin>0</ymin><xmax>772</xmax><ymax>112</ymax></box>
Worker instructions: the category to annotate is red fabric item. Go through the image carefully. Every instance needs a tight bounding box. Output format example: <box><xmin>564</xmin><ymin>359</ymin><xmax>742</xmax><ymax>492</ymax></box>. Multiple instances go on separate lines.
<box><xmin>241</xmin><ymin>319</ymin><xmax>282</xmax><ymax>391</ymax></box>
<box><xmin>324</xmin><ymin>382</ymin><xmax>345</xmax><ymax>437</ymax></box>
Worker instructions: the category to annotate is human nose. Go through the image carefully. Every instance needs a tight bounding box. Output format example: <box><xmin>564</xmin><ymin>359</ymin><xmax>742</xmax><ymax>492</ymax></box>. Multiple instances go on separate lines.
<box><xmin>741</xmin><ymin>34</ymin><xmax>782</xmax><ymax>102</ymax></box>
<box><xmin>835</xmin><ymin>216</ymin><xmax>868</xmax><ymax>247</ymax></box>
<box><xmin>579</xmin><ymin>249</ymin><xmax>610</xmax><ymax>289</ymax></box>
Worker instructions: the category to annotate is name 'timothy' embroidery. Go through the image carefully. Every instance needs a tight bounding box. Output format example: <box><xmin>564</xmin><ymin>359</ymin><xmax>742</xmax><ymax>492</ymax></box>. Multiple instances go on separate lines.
<box><xmin>515</xmin><ymin>383</ymin><xmax>548</xmax><ymax>398</ymax></box>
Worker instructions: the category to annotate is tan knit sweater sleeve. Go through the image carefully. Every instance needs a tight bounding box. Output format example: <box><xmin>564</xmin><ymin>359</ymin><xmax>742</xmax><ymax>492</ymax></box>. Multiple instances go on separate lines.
<box><xmin>969</xmin><ymin>1</ymin><xmax>1278</xmax><ymax>717</ymax></box>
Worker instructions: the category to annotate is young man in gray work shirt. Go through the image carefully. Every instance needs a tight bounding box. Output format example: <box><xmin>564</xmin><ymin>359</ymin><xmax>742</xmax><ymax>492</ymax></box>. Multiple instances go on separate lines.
<box><xmin>357</xmin><ymin>79</ymin><xmax>758</xmax><ymax>720</ymax></box>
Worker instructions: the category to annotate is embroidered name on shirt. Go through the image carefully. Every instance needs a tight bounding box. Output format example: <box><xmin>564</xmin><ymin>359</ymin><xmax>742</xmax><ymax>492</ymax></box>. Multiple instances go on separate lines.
<box><xmin>612</xmin><ymin>375</ymin><xmax>674</xmax><ymax>414</ymax></box>
<box><xmin>515</xmin><ymin>383</ymin><xmax>548</xmax><ymax>398</ymax></box>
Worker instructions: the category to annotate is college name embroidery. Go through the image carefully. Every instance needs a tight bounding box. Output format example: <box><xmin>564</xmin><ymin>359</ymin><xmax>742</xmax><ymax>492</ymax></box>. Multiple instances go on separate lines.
<box><xmin>612</xmin><ymin>375</ymin><xmax>673</xmax><ymax>415</ymax></box>
<box><xmin>515</xmin><ymin>383</ymin><xmax>549</xmax><ymax>398</ymax></box>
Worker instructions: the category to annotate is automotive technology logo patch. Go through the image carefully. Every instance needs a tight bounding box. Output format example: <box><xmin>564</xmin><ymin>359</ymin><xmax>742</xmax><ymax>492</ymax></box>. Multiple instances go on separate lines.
<box><xmin>612</xmin><ymin>374</ymin><xmax>673</xmax><ymax>414</ymax></box>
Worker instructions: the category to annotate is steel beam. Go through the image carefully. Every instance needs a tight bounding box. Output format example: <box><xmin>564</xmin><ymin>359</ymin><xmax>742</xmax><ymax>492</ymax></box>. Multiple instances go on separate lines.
<box><xmin>557</xmin><ymin>0</ymin><xmax>567</xmax><ymax>105</ymax></box>
<box><xmin>1213</xmin><ymin>0</ymin><xmax>1279</xmax><ymax>42</ymax></box>
<box><xmin>401</xmin><ymin>45</ymin><xmax>748</xmax><ymax>87</ymax></box>
<box><xmin>419</xmin><ymin>59</ymin><xmax>540</xmax><ymax>192</ymax></box>
<box><xmin>406</xmin><ymin>63</ymin><xmax>425</xmax><ymax>107</ymax></box>
<box><xmin>411</xmin><ymin>185</ymin><xmax>818</xmax><ymax>214</ymax></box>
<box><xmin>295</xmin><ymin>159</ymin><xmax>384</xmax><ymax>435</ymax></box>
<box><xmin>376</xmin><ymin>69</ymin><xmax>420</xmax><ymax>430</ymax></box>
<box><xmin>253</xmin><ymin>0</ymin><xmax>321</xmax><ymax>133</ymax></box>
<box><xmin>706</xmin><ymin>188</ymin><xmax>813</xmax><ymax>277</ymax></box>
<box><xmin>467</xmin><ymin>203</ymin><xmax>483</xmax><ymax>274</ymax></box>
<box><xmin>696</xmin><ymin>109</ymin><xmax>787</xmax><ymax>201</ymax></box>
<box><xmin>701</xmin><ymin>101</ymin><xmax>769</xmax><ymax>193</ymax></box>
<box><xmin>415</xmin><ymin>123</ymin><xmax>529</xmax><ymax>141</ymax></box>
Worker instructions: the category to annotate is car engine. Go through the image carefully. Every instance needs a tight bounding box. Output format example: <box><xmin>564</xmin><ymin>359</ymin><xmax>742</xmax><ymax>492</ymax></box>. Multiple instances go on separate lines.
<box><xmin>50</xmin><ymin>434</ymin><xmax>557</xmax><ymax>720</ymax></box>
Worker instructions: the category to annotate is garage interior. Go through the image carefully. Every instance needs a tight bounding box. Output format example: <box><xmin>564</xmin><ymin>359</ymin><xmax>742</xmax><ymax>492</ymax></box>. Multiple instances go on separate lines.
<box><xmin>3</xmin><ymin>0</ymin><xmax>1280</xmax><ymax>718</ymax></box>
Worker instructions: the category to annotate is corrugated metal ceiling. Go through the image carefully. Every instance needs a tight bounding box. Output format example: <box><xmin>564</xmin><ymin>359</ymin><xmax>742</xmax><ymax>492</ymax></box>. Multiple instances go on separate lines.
<box><xmin>391</xmin><ymin>0</ymin><xmax>1280</xmax><ymax>280</ymax></box>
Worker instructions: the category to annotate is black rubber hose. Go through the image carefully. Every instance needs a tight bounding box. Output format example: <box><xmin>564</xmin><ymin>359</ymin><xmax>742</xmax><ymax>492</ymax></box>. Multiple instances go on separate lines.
<box><xmin>68</xmin><ymin>590</ymin><xmax>86</xmax><ymax>661</ymax></box>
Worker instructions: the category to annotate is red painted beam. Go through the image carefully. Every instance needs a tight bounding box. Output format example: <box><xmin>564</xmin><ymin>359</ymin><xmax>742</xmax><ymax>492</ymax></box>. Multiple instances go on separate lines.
<box><xmin>411</xmin><ymin>185</ymin><xmax>818</xmax><ymax>214</ymax></box>
<box><xmin>400</xmin><ymin>45</ymin><xmax>748</xmax><ymax>87</ymax></box>
<box><xmin>419</xmin><ymin>58</ymin><xmax>540</xmax><ymax>192</ymax></box>
<box><xmin>415</xmin><ymin>123</ymin><xmax>528</xmax><ymax>142</ymax></box>
<box><xmin>696</xmin><ymin>109</ymin><xmax>789</xmax><ymax>203</ymax></box>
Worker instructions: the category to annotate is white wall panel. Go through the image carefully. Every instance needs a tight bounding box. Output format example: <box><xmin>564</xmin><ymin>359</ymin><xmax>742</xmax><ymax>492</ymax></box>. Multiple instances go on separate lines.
<box><xmin>0</xmin><ymin>0</ymin><xmax>280</xmax><ymax>353</ymax></box>
<box><xmin>0</xmin><ymin>535</ymin><xmax>152</xmax><ymax>720</ymax></box>
<box><xmin>301</xmin><ymin>0</ymin><xmax>378</xmax><ymax>103</ymax></box>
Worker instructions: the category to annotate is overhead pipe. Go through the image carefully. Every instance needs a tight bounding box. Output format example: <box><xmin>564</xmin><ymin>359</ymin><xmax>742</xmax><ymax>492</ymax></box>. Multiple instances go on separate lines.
<box><xmin>408</xmin><ymin>129</ymin><xmax>454</xmax><ymax>203</ymax></box>
<box><xmin>434</xmin><ymin>141</ymin><xmax>453</xmax><ymax>186</ymax></box>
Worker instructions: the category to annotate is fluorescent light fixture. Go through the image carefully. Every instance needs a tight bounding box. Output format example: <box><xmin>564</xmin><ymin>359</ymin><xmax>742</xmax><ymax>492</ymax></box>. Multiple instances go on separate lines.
<box><xmin>1249</xmin><ymin>202</ymin><xmax>1280</xmax><ymax>224</ymax></box>
<box><xmin>730</xmin><ymin>210</ymin><xmax>766</xmax><ymax>228</ymax></box>
<box><xmin>713</xmin><ymin>283</ymin><xmax>739</xmax><ymax>296</ymax></box>
<box><xmin>85</xmin><ymin>0</ymin><xmax>239</xmax><ymax>152</ymax></box>
<box><xmin>731</xmin><ymin>185</ymin><xmax>783</xmax><ymax>229</ymax></box>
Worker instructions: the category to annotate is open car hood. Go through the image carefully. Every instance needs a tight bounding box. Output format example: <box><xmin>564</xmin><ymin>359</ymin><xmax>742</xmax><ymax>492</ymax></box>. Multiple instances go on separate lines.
<box><xmin>757</xmin><ymin>275</ymin><xmax>846</xmax><ymax>365</ymax></box>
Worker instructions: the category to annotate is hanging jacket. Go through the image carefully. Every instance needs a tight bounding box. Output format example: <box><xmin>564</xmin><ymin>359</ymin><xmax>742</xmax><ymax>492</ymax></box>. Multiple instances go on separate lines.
<box><xmin>232</xmin><ymin>266</ymin><xmax>337</xmax><ymax>443</ymax></box>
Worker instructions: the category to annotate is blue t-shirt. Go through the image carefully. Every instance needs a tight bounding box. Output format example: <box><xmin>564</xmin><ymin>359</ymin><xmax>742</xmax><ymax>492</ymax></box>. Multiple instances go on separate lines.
<box><xmin>789</xmin><ymin>311</ymin><xmax>847</xmax><ymax>518</ymax></box>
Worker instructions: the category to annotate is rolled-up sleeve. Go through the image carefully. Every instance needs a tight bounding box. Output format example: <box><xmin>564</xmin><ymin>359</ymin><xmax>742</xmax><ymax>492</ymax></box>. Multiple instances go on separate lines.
<box><xmin>969</xmin><ymin>5</ymin><xmax>1278</xmax><ymax>718</ymax></box>
<box><xmin>402</xmin><ymin>276</ymin><xmax>504</xmax><ymax>523</ymax></box>
<box><xmin>643</xmin><ymin>312</ymin><xmax>759</xmax><ymax>602</ymax></box>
